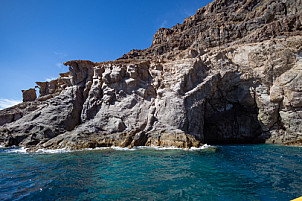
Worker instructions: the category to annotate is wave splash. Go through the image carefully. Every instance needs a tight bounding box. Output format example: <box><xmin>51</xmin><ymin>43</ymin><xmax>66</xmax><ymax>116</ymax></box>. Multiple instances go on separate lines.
<box><xmin>2</xmin><ymin>144</ymin><xmax>214</xmax><ymax>154</ymax></box>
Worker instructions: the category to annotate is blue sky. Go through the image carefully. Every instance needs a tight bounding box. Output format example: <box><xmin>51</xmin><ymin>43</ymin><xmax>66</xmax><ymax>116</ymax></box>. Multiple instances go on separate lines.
<box><xmin>0</xmin><ymin>0</ymin><xmax>211</xmax><ymax>109</ymax></box>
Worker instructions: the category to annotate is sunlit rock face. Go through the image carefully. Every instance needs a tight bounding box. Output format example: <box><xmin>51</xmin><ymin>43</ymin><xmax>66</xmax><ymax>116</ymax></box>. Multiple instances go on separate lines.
<box><xmin>0</xmin><ymin>0</ymin><xmax>301</xmax><ymax>150</ymax></box>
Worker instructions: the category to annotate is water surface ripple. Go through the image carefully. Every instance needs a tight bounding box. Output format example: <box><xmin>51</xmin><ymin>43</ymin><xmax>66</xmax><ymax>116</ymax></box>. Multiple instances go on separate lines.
<box><xmin>0</xmin><ymin>145</ymin><xmax>301</xmax><ymax>200</ymax></box>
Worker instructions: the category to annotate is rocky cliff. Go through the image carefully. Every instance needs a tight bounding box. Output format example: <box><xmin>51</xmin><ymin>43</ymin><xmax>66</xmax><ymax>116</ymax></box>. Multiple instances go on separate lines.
<box><xmin>0</xmin><ymin>0</ymin><xmax>301</xmax><ymax>150</ymax></box>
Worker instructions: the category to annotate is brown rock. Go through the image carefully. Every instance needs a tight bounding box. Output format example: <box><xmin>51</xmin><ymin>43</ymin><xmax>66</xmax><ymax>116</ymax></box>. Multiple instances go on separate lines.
<box><xmin>22</xmin><ymin>88</ymin><xmax>36</xmax><ymax>102</ymax></box>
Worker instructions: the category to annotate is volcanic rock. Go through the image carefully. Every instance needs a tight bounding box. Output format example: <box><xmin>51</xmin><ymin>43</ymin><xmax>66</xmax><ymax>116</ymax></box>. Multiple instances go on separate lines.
<box><xmin>22</xmin><ymin>88</ymin><xmax>36</xmax><ymax>102</ymax></box>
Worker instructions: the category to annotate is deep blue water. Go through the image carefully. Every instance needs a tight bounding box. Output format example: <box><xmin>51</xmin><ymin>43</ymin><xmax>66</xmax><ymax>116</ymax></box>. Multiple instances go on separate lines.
<box><xmin>0</xmin><ymin>145</ymin><xmax>301</xmax><ymax>201</ymax></box>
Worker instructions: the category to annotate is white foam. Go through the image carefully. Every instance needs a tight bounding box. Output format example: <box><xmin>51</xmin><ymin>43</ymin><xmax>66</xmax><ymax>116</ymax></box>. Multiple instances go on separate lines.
<box><xmin>190</xmin><ymin>144</ymin><xmax>213</xmax><ymax>150</ymax></box>
<box><xmin>109</xmin><ymin>146</ymin><xmax>137</xmax><ymax>151</ymax></box>
<box><xmin>34</xmin><ymin>144</ymin><xmax>215</xmax><ymax>153</ymax></box>
<box><xmin>33</xmin><ymin>146</ymin><xmax>137</xmax><ymax>153</ymax></box>
<box><xmin>3</xmin><ymin>144</ymin><xmax>215</xmax><ymax>154</ymax></box>
<box><xmin>75</xmin><ymin>146</ymin><xmax>213</xmax><ymax>152</ymax></box>
<box><xmin>36</xmin><ymin>148</ymin><xmax>70</xmax><ymax>154</ymax></box>
<box><xmin>5</xmin><ymin>147</ymin><xmax>28</xmax><ymax>153</ymax></box>
<box><xmin>142</xmin><ymin>146</ymin><xmax>184</xmax><ymax>150</ymax></box>
<box><xmin>132</xmin><ymin>144</ymin><xmax>214</xmax><ymax>151</ymax></box>
<box><xmin>285</xmin><ymin>145</ymin><xmax>302</xmax><ymax>148</ymax></box>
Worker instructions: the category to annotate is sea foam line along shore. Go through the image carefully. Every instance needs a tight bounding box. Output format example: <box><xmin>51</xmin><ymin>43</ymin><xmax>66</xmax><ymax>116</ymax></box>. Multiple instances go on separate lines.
<box><xmin>1</xmin><ymin>144</ymin><xmax>214</xmax><ymax>154</ymax></box>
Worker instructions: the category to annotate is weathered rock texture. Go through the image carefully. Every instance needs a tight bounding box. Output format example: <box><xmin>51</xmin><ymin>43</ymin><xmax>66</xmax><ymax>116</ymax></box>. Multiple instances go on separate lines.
<box><xmin>0</xmin><ymin>0</ymin><xmax>301</xmax><ymax>150</ymax></box>
<box><xmin>22</xmin><ymin>88</ymin><xmax>36</xmax><ymax>102</ymax></box>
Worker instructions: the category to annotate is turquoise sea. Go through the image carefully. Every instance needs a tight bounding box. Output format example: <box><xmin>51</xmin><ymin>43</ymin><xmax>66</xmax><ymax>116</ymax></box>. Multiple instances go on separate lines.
<box><xmin>0</xmin><ymin>145</ymin><xmax>301</xmax><ymax>201</ymax></box>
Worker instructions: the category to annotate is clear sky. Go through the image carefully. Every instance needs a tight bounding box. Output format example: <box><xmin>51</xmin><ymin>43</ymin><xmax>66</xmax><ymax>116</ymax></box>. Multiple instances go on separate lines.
<box><xmin>0</xmin><ymin>0</ymin><xmax>212</xmax><ymax>109</ymax></box>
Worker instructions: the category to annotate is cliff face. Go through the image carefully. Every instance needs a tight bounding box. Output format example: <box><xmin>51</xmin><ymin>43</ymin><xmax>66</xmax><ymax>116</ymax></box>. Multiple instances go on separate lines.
<box><xmin>120</xmin><ymin>0</ymin><xmax>302</xmax><ymax>60</ymax></box>
<box><xmin>0</xmin><ymin>0</ymin><xmax>302</xmax><ymax>150</ymax></box>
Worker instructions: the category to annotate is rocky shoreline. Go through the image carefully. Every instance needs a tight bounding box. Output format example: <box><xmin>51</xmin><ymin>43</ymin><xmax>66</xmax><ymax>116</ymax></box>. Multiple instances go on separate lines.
<box><xmin>0</xmin><ymin>0</ymin><xmax>301</xmax><ymax>151</ymax></box>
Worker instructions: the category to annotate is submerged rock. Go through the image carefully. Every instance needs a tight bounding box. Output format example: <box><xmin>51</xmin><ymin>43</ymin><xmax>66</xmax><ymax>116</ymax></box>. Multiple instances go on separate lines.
<box><xmin>0</xmin><ymin>0</ymin><xmax>302</xmax><ymax>150</ymax></box>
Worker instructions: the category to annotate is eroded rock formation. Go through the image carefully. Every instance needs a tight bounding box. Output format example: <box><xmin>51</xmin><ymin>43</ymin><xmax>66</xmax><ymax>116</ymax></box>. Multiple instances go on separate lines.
<box><xmin>22</xmin><ymin>88</ymin><xmax>36</xmax><ymax>102</ymax></box>
<box><xmin>0</xmin><ymin>0</ymin><xmax>301</xmax><ymax>150</ymax></box>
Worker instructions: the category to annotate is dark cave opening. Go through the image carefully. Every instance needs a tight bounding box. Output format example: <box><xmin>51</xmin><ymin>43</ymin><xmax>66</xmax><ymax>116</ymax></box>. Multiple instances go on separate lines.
<box><xmin>203</xmin><ymin>101</ymin><xmax>264</xmax><ymax>145</ymax></box>
<box><xmin>198</xmin><ymin>76</ymin><xmax>266</xmax><ymax>145</ymax></box>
